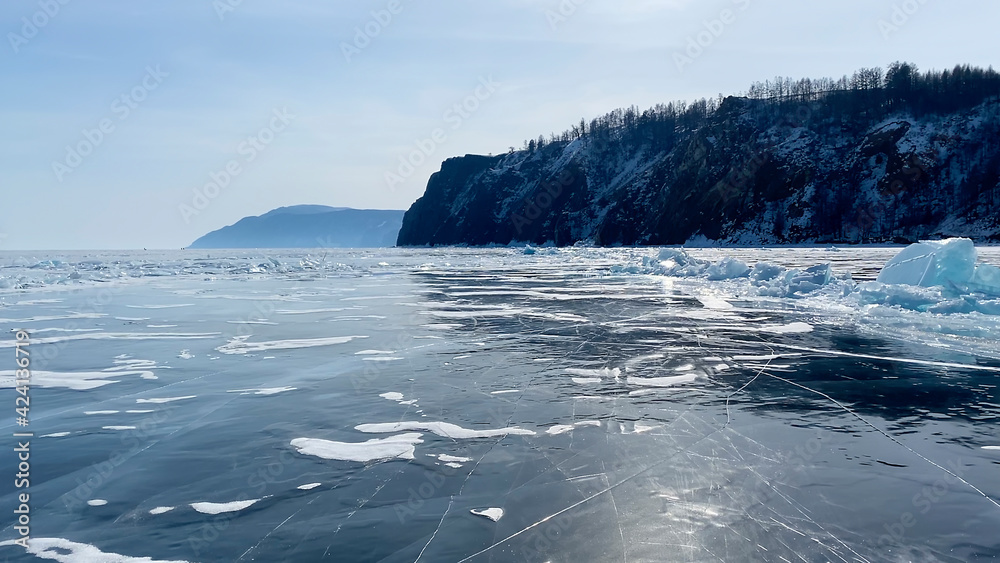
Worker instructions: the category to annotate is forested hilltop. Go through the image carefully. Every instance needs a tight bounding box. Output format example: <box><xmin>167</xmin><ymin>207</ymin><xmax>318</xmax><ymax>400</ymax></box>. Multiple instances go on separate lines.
<box><xmin>397</xmin><ymin>63</ymin><xmax>1000</xmax><ymax>246</ymax></box>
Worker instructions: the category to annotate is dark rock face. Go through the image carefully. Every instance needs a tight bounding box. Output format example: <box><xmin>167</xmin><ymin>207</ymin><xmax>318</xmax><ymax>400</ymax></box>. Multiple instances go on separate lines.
<box><xmin>398</xmin><ymin>98</ymin><xmax>1000</xmax><ymax>246</ymax></box>
<box><xmin>190</xmin><ymin>206</ymin><xmax>404</xmax><ymax>248</ymax></box>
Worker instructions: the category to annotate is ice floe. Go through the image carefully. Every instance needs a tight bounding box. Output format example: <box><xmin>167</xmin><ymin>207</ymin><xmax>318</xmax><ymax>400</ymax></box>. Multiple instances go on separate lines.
<box><xmin>150</xmin><ymin>506</ymin><xmax>175</xmax><ymax>515</ymax></box>
<box><xmin>87</xmin><ymin>499</ymin><xmax>108</xmax><ymax>506</ymax></box>
<box><xmin>297</xmin><ymin>483</ymin><xmax>322</xmax><ymax>490</ymax></box>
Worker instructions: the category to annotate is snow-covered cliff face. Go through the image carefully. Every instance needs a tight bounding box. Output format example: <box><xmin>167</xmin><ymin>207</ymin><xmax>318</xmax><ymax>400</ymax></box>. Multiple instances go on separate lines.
<box><xmin>397</xmin><ymin>97</ymin><xmax>1000</xmax><ymax>246</ymax></box>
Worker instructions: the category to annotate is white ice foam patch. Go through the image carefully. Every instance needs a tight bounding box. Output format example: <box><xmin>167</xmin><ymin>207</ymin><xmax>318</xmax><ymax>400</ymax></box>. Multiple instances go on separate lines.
<box><xmin>191</xmin><ymin>499</ymin><xmax>260</xmax><ymax>514</ymax></box>
<box><xmin>627</xmin><ymin>373</ymin><xmax>699</xmax><ymax>387</ymax></box>
<box><xmin>290</xmin><ymin>434</ymin><xmax>423</xmax><ymax>463</ymax></box>
<box><xmin>571</xmin><ymin>377</ymin><xmax>602</xmax><ymax>385</ymax></box>
<box><xmin>127</xmin><ymin>410</ymin><xmax>154</xmax><ymax>414</ymax></box>
<box><xmin>216</xmin><ymin>335</ymin><xmax>367</xmax><ymax>354</ymax></box>
<box><xmin>116</xmin><ymin>317</ymin><xmax>150</xmax><ymax>321</ymax></box>
<box><xmin>696</xmin><ymin>295</ymin><xmax>734</xmax><ymax>310</ymax></box>
<box><xmin>490</xmin><ymin>389</ymin><xmax>520</xmax><ymax>394</ymax></box>
<box><xmin>226</xmin><ymin>320</ymin><xmax>278</xmax><ymax>325</ymax></box>
<box><xmin>0</xmin><ymin>312</ymin><xmax>105</xmax><ymax>323</ymax></box>
<box><xmin>362</xmin><ymin>356</ymin><xmax>403</xmax><ymax>361</ymax></box>
<box><xmin>984</xmin><ymin>446</ymin><xmax>1000</xmax><ymax>451</ymax></box>
<box><xmin>23</xmin><ymin>327</ymin><xmax>100</xmax><ymax>334</ymax></box>
<box><xmin>380</xmin><ymin>392</ymin><xmax>404</xmax><ymax>401</ymax></box>
<box><xmin>84</xmin><ymin>410</ymin><xmax>120</xmax><ymax>415</ymax></box>
<box><xmin>298</xmin><ymin>483</ymin><xmax>322</xmax><ymax>490</ymax></box>
<box><xmin>87</xmin><ymin>499</ymin><xmax>108</xmax><ymax>506</ymax></box>
<box><xmin>565</xmin><ymin>367</ymin><xmax>621</xmax><ymax>378</ymax></box>
<box><xmin>275</xmin><ymin>307</ymin><xmax>357</xmax><ymax>314</ymax></box>
<box><xmin>546</xmin><ymin>425</ymin><xmax>574</xmax><ymax>435</ymax></box>
<box><xmin>760</xmin><ymin>322</ymin><xmax>814</xmax><ymax>334</ymax></box>
<box><xmin>178</xmin><ymin>350</ymin><xmax>193</xmax><ymax>359</ymax></box>
<box><xmin>0</xmin><ymin>370</ymin><xmax>156</xmax><ymax>390</ymax></box>
<box><xmin>41</xmin><ymin>432</ymin><xmax>71</xmax><ymax>437</ymax></box>
<box><xmin>471</xmin><ymin>508</ymin><xmax>504</xmax><ymax>522</ymax></box>
<box><xmin>0</xmin><ymin>332</ymin><xmax>219</xmax><ymax>348</ymax></box>
<box><xmin>634</xmin><ymin>423</ymin><xmax>656</xmax><ymax>434</ymax></box>
<box><xmin>545</xmin><ymin>420</ymin><xmax>601</xmax><ymax>436</ymax></box>
<box><xmin>356</xmin><ymin>350</ymin><xmax>396</xmax><ymax>355</ymax></box>
<box><xmin>227</xmin><ymin>387</ymin><xmax>296</xmax><ymax>396</ymax></box>
<box><xmin>437</xmin><ymin>454</ymin><xmax>472</xmax><ymax>463</ymax></box>
<box><xmin>423</xmin><ymin>323</ymin><xmax>463</xmax><ymax>330</ymax></box>
<box><xmin>103</xmin><ymin>426</ymin><xmax>136</xmax><ymax>431</ymax></box>
<box><xmin>0</xmin><ymin>537</ymin><xmax>190</xmax><ymax>562</ymax></box>
<box><xmin>150</xmin><ymin>506</ymin><xmax>174</xmax><ymax>515</ymax></box>
<box><xmin>136</xmin><ymin>396</ymin><xmax>196</xmax><ymax>404</ymax></box>
<box><xmin>356</xmin><ymin>421</ymin><xmax>537</xmax><ymax>439</ymax></box>
<box><xmin>127</xmin><ymin>304</ymin><xmax>195</xmax><ymax>309</ymax></box>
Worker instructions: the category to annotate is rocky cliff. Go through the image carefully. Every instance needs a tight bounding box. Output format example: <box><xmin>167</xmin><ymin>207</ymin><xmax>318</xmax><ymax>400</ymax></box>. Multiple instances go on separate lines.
<box><xmin>398</xmin><ymin>93</ymin><xmax>1000</xmax><ymax>246</ymax></box>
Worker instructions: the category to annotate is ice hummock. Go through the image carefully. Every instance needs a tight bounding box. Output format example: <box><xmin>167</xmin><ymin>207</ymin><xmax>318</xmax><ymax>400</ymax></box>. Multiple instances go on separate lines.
<box><xmin>613</xmin><ymin>238</ymin><xmax>1000</xmax><ymax>316</ymax></box>
<box><xmin>877</xmin><ymin>237</ymin><xmax>1000</xmax><ymax>295</ymax></box>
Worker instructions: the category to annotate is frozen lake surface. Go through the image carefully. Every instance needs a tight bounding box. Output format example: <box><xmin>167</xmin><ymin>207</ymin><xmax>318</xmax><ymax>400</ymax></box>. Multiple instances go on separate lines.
<box><xmin>1</xmin><ymin>247</ymin><xmax>999</xmax><ymax>562</ymax></box>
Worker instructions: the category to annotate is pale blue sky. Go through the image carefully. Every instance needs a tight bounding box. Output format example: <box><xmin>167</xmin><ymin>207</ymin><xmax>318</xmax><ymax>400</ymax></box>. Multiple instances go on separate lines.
<box><xmin>2</xmin><ymin>0</ymin><xmax>997</xmax><ymax>249</ymax></box>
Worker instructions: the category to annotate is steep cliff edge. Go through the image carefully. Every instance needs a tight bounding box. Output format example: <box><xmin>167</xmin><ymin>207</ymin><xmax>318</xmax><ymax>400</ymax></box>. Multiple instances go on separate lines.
<box><xmin>398</xmin><ymin>93</ymin><xmax>1000</xmax><ymax>246</ymax></box>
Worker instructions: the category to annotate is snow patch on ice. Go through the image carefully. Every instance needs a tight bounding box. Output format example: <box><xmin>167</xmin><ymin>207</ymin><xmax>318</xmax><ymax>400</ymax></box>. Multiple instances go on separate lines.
<box><xmin>216</xmin><ymin>335</ymin><xmax>367</xmax><ymax>354</ymax></box>
<box><xmin>356</xmin><ymin>421</ymin><xmax>536</xmax><ymax>439</ymax></box>
<box><xmin>191</xmin><ymin>499</ymin><xmax>260</xmax><ymax>514</ymax></box>
<box><xmin>136</xmin><ymin>396</ymin><xmax>196</xmax><ymax>404</ymax></box>
<box><xmin>470</xmin><ymin>508</ymin><xmax>504</xmax><ymax>522</ymax></box>
<box><xmin>627</xmin><ymin>374</ymin><xmax>699</xmax><ymax>388</ymax></box>
<box><xmin>290</xmin><ymin>434</ymin><xmax>424</xmax><ymax>463</ymax></box>
<box><xmin>227</xmin><ymin>387</ymin><xmax>296</xmax><ymax>396</ymax></box>
<box><xmin>0</xmin><ymin>537</ymin><xmax>190</xmax><ymax>562</ymax></box>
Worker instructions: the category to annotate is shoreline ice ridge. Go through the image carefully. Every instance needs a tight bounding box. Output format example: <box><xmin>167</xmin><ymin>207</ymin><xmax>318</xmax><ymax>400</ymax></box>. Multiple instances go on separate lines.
<box><xmin>613</xmin><ymin>238</ymin><xmax>1000</xmax><ymax>315</ymax></box>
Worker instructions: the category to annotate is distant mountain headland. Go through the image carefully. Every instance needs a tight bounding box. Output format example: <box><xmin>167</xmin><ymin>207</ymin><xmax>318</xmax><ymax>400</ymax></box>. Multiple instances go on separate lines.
<box><xmin>189</xmin><ymin>205</ymin><xmax>404</xmax><ymax>249</ymax></box>
<box><xmin>398</xmin><ymin>62</ymin><xmax>1000</xmax><ymax>246</ymax></box>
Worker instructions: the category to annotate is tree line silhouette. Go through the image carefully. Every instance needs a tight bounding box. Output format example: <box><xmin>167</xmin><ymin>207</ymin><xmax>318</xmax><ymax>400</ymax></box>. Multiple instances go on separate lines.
<box><xmin>523</xmin><ymin>62</ymin><xmax>1000</xmax><ymax>153</ymax></box>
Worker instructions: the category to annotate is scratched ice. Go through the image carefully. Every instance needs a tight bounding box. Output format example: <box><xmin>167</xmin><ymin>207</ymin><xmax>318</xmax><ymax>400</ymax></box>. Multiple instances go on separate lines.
<box><xmin>0</xmin><ymin>246</ymin><xmax>998</xmax><ymax>562</ymax></box>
